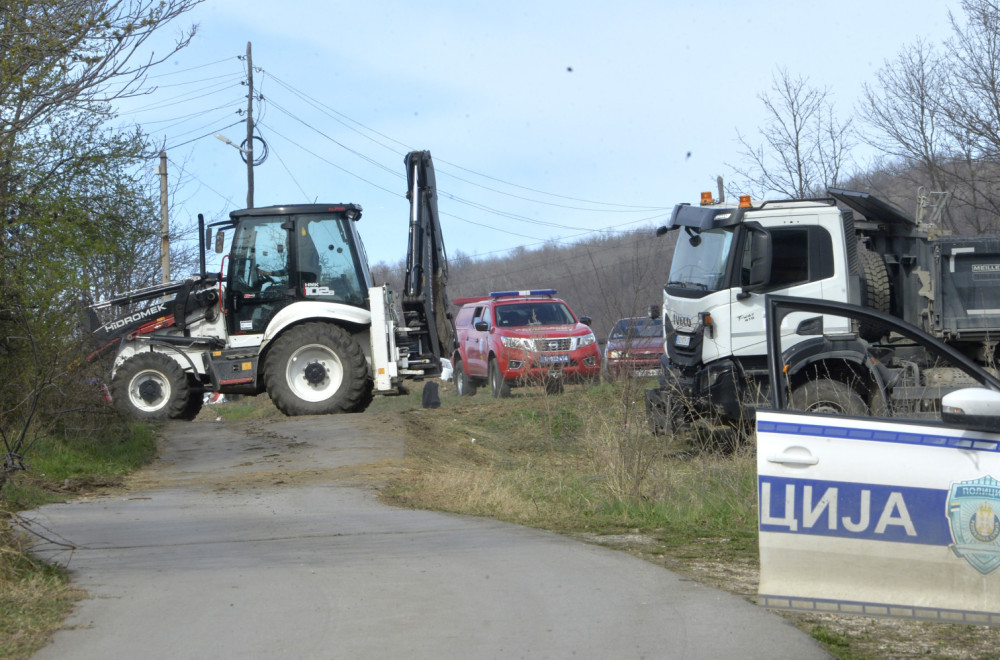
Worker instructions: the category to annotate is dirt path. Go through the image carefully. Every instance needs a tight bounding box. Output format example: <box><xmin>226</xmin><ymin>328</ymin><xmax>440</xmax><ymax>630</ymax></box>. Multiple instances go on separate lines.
<box><xmin>25</xmin><ymin>414</ymin><xmax>827</xmax><ymax>659</ymax></box>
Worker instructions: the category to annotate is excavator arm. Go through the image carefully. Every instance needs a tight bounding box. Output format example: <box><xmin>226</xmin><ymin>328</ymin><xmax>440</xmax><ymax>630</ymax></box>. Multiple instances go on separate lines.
<box><xmin>400</xmin><ymin>150</ymin><xmax>456</xmax><ymax>376</ymax></box>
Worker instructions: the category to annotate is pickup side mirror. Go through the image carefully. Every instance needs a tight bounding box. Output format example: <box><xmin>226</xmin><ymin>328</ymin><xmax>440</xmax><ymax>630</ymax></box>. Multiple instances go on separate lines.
<box><xmin>474</xmin><ymin>320</ymin><xmax>489</xmax><ymax>332</ymax></box>
<box><xmin>740</xmin><ymin>223</ymin><xmax>772</xmax><ymax>297</ymax></box>
<box><xmin>579</xmin><ymin>315</ymin><xmax>592</xmax><ymax>326</ymax></box>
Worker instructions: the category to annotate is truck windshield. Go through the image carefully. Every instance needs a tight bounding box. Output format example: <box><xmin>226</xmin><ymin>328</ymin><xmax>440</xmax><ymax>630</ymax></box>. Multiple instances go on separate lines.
<box><xmin>666</xmin><ymin>227</ymin><xmax>734</xmax><ymax>293</ymax></box>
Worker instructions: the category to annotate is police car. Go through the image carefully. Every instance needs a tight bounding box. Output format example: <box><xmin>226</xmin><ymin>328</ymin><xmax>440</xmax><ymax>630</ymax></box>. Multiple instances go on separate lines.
<box><xmin>757</xmin><ymin>295</ymin><xmax>1000</xmax><ymax>625</ymax></box>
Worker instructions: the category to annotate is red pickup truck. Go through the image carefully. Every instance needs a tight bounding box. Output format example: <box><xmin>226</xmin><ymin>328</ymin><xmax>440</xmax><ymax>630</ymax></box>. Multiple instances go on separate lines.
<box><xmin>451</xmin><ymin>290</ymin><xmax>601</xmax><ymax>397</ymax></box>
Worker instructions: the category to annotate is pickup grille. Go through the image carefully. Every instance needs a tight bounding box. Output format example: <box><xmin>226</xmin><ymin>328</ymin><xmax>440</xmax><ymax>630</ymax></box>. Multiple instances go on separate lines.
<box><xmin>538</xmin><ymin>338</ymin><xmax>572</xmax><ymax>352</ymax></box>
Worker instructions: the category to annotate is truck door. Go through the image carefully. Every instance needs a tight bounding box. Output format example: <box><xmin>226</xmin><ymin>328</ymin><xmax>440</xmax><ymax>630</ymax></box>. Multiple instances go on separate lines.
<box><xmin>757</xmin><ymin>296</ymin><xmax>1000</xmax><ymax>623</ymax></box>
<box><xmin>732</xmin><ymin>225</ymin><xmax>847</xmax><ymax>357</ymax></box>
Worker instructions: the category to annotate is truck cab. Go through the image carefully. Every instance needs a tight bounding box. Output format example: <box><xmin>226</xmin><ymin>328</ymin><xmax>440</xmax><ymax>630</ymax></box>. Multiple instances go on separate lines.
<box><xmin>649</xmin><ymin>195</ymin><xmax>862</xmax><ymax>428</ymax></box>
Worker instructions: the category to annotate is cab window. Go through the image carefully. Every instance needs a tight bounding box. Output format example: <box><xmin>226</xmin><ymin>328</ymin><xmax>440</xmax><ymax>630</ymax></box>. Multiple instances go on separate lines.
<box><xmin>741</xmin><ymin>226</ymin><xmax>833</xmax><ymax>288</ymax></box>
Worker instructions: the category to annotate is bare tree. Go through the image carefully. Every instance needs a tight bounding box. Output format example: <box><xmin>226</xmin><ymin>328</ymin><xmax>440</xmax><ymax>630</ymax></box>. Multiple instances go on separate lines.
<box><xmin>0</xmin><ymin>0</ymin><xmax>203</xmax><ymax>145</ymax></box>
<box><xmin>855</xmin><ymin>0</ymin><xmax>1000</xmax><ymax>232</ymax></box>
<box><xmin>730</xmin><ymin>68</ymin><xmax>854</xmax><ymax>199</ymax></box>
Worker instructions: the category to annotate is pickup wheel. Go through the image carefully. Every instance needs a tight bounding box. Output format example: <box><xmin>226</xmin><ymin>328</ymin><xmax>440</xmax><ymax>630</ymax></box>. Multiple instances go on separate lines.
<box><xmin>264</xmin><ymin>322</ymin><xmax>370</xmax><ymax>416</ymax></box>
<box><xmin>789</xmin><ymin>378</ymin><xmax>867</xmax><ymax>416</ymax></box>
<box><xmin>488</xmin><ymin>358</ymin><xmax>511</xmax><ymax>398</ymax></box>
<box><xmin>112</xmin><ymin>352</ymin><xmax>191</xmax><ymax>420</ymax></box>
<box><xmin>454</xmin><ymin>358</ymin><xmax>477</xmax><ymax>397</ymax></box>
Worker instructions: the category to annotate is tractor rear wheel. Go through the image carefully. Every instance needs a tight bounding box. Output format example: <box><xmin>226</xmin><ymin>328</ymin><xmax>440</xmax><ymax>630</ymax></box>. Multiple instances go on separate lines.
<box><xmin>112</xmin><ymin>352</ymin><xmax>191</xmax><ymax>420</ymax></box>
<box><xmin>264</xmin><ymin>322</ymin><xmax>370</xmax><ymax>416</ymax></box>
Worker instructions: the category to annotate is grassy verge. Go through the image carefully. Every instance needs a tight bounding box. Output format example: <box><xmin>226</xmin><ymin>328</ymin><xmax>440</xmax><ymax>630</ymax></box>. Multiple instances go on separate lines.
<box><xmin>1</xmin><ymin>416</ymin><xmax>157</xmax><ymax>659</ymax></box>
<box><xmin>373</xmin><ymin>379</ymin><xmax>1000</xmax><ymax>660</ymax></box>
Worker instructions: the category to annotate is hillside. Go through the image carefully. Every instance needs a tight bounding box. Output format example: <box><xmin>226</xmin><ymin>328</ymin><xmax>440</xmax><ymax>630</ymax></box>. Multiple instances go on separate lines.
<box><xmin>371</xmin><ymin>225</ymin><xmax>678</xmax><ymax>341</ymax></box>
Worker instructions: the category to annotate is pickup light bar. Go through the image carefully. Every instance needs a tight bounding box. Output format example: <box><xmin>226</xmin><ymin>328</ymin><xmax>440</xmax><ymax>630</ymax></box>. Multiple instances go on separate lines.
<box><xmin>489</xmin><ymin>289</ymin><xmax>557</xmax><ymax>298</ymax></box>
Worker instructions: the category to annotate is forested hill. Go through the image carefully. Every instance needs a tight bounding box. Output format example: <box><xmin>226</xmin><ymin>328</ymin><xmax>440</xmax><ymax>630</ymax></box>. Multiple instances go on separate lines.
<box><xmin>371</xmin><ymin>225</ymin><xmax>678</xmax><ymax>341</ymax></box>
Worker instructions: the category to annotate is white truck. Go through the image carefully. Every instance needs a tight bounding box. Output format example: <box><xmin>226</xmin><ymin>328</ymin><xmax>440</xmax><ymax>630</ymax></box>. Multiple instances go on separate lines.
<box><xmin>645</xmin><ymin>188</ymin><xmax>1000</xmax><ymax>433</ymax></box>
<box><xmin>87</xmin><ymin>151</ymin><xmax>455</xmax><ymax>420</ymax></box>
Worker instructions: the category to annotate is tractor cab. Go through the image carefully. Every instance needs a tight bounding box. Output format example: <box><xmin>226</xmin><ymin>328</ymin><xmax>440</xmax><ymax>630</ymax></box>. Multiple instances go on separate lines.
<box><xmin>213</xmin><ymin>204</ymin><xmax>372</xmax><ymax>335</ymax></box>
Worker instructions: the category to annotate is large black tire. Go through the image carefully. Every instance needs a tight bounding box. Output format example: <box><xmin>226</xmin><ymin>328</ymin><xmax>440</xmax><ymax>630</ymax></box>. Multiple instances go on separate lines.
<box><xmin>350</xmin><ymin>380</ymin><xmax>375</xmax><ymax>413</ymax></box>
<box><xmin>488</xmin><ymin>357</ymin><xmax>511</xmax><ymax>398</ymax></box>
<box><xmin>112</xmin><ymin>352</ymin><xmax>191</xmax><ymax>421</ymax></box>
<box><xmin>789</xmin><ymin>378</ymin><xmax>867</xmax><ymax>416</ymax></box>
<box><xmin>179</xmin><ymin>380</ymin><xmax>205</xmax><ymax>421</ymax></box>
<box><xmin>454</xmin><ymin>358</ymin><xmax>477</xmax><ymax>397</ymax></box>
<box><xmin>544</xmin><ymin>377</ymin><xmax>564</xmax><ymax>395</ymax></box>
<box><xmin>859</xmin><ymin>249</ymin><xmax>891</xmax><ymax>341</ymax></box>
<box><xmin>264</xmin><ymin>322</ymin><xmax>370</xmax><ymax>416</ymax></box>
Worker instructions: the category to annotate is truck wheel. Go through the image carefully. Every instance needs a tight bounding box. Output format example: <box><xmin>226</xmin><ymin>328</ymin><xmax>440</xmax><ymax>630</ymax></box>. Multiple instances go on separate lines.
<box><xmin>264</xmin><ymin>322</ymin><xmax>369</xmax><ymax>416</ymax></box>
<box><xmin>454</xmin><ymin>358</ymin><xmax>477</xmax><ymax>397</ymax></box>
<box><xmin>789</xmin><ymin>379</ymin><xmax>867</xmax><ymax>416</ymax></box>
<box><xmin>488</xmin><ymin>358</ymin><xmax>511</xmax><ymax>398</ymax></box>
<box><xmin>112</xmin><ymin>352</ymin><xmax>191</xmax><ymax>420</ymax></box>
<box><xmin>859</xmin><ymin>249</ymin><xmax>891</xmax><ymax>341</ymax></box>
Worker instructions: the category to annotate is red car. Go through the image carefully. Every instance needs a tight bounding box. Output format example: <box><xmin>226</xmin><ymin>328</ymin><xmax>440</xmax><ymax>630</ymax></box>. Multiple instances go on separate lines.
<box><xmin>603</xmin><ymin>317</ymin><xmax>664</xmax><ymax>378</ymax></box>
<box><xmin>451</xmin><ymin>290</ymin><xmax>601</xmax><ymax>397</ymax></box>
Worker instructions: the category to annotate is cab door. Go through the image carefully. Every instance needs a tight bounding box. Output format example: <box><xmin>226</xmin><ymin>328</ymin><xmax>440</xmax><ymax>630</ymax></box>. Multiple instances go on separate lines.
<box><xmin>731</xmin><ymin>225</ymin><xmax>847</xmax><ymax>358</ymax></box>
<box><xmin>228</xmin><ymin>217</ymin><xmax>292</xmax><ymax>335</ymax></box>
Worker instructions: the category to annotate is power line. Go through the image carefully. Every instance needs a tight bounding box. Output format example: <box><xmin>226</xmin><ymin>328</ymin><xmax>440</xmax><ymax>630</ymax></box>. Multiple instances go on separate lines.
<box><xmin>263</xmin><ymin>71</ymin><xmax>668</xmax><ymax>212</ymax></box>
<box><xmin>146</xmin><ymin>57</ymin><xmax>237</xmax><ymax>79</ymax></box>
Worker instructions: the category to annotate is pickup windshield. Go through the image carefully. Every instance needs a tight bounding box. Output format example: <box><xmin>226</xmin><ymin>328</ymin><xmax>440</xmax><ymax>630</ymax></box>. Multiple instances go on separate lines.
<box><xmin>667</xmin><ymin>227</ymin><xmax>734</xmax><ymax>293</ymax></box>
<box><xmin>495</xmin><ymin>302</ymin><xmax>575</xmax><ymax>327</ymax></box>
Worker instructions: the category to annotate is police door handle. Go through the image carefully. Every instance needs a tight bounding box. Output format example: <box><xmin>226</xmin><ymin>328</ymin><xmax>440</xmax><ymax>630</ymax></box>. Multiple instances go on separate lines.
<box><xmin>766</xmin><ymin>451</ymin><xmax>819</xmax><ymax>466</ymax></box>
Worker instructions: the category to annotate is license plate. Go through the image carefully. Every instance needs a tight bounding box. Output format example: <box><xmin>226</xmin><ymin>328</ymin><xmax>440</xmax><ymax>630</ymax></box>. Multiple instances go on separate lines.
<box><xmin>540</xmin><ymin>354</ymin><xmax>570</xmax><ymax>364</ymax></box>
<box><xmin>675</xmin><ymin>334</ymin><xmax>691</xmax><ymax>347</ymax></box>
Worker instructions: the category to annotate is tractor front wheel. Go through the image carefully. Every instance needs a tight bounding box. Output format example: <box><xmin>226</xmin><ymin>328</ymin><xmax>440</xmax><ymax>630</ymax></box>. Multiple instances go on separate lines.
<box><xmin>112</xmin><ymin>352</ymin><xmax>191</xmax><ymax>420</ymax></box>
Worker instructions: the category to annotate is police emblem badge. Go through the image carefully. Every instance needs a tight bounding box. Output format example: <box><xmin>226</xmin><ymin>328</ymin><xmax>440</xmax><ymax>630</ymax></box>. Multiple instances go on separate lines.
<box><xmin>948</xmin><ymin>475</ymin><xmax>1000</xmax><ymax>575</ymax></box>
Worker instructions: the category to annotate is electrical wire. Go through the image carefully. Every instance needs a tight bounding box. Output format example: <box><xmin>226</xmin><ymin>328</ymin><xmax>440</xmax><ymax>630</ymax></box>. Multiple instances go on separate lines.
<box><xmin>264</xmin><ymin>71</ymin><xmax>669</xmax><ymax>211</ymax></box>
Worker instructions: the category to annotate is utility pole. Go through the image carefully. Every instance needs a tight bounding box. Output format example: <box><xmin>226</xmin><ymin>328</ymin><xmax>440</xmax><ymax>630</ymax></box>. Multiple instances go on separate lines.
<box><xmin>159</xmin><ymin>151</ymin><xmax>170</xmax><ymax>283</ymax></box>
<box><xmin>246</xmin><ymin>41</ymin><xmax>254</xmax><ymax>208</ymax></box>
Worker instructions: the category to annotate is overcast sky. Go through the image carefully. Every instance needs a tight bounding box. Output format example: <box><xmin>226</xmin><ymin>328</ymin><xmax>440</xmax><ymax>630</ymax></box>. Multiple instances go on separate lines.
<box><xmin>120</xmin><ymin>0</ymin><xmax>959</xmax><ymax>268</ymax></box>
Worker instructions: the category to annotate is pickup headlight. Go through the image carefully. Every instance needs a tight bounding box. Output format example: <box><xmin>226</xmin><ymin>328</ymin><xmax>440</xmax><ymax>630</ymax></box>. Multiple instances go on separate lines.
<box><xmin>501</xmin><ymin>336</ymin><xmax>536</xmax><ymax>351</ymax></box>
<box><xmin>577</xmin><ymin>332</ymin><xmax>596</xmax><ymax>348</ymax></box>
<box><xmin>607</xmin><ymin>350</ymin><xmax>623</xmax><ymax>359</ymax></box>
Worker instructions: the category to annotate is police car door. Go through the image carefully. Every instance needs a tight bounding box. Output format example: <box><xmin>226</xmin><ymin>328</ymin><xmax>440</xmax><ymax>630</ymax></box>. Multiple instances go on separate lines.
<box><xmin>757</xmin><ymin>296</ymin><xmax>1000</xmax><ymax>624</ymax></box>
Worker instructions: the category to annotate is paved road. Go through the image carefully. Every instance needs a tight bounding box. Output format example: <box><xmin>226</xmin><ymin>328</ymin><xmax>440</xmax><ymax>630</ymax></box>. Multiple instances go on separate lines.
<box><xmin>26</xmin><ymin>414</ymin><xmax>828</xmax><ymax>659</ymax></box>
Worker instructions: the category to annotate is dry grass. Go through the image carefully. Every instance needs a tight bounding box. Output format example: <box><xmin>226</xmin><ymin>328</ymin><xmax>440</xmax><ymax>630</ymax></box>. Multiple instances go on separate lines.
<box><xmin>0</xmin><ymin>516</ymin><xmax>82</xmax><ymax>660</ymax></box>
<box><xmin>377</xmin><ymin>380</ymin><xmax>1000</xmax><ymax>660</ymax></box>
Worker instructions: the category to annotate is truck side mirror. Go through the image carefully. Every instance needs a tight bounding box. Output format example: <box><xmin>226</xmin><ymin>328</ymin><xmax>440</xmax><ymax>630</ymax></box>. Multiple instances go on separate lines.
<box><xmin>740</xmin><ymin>224</ymin><xmax>772</xmax><ymax>297</ymax></box>
<box><xmin>215</xmin><ymin>230</ymin><xmax>226</xmax><ymax>254</ymax></box>
<box><xmin>579</xmin><ymin>315</ymin><xmax>592</xmax><ymax>326</ymax></box>
<box><xmin>474</xmin><ymin>320</ymin><xmax>488</xmax><ymax>332</ymax></box>
<box><xmin>649</xmin><ymin>304</ymin><xmax>661</xmax><ymax>320</ymax></box>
